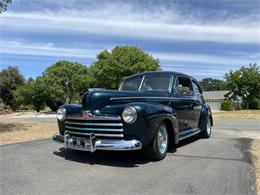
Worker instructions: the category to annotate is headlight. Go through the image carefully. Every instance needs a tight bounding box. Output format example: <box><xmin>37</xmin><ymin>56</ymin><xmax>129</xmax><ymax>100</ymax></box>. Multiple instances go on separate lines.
<box><xmin>122</xmin><ymin>106</ymin><xmax>137</xmax><ymax>124</ymax></box>
<box><xmin>57</xmin><ymin>107</ymin><xmax>66</xmax><ymax>121</ymax></box>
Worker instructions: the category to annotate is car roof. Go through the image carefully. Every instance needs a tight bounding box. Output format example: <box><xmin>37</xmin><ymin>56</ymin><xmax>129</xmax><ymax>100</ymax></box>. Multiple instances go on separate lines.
<box><xmin>124</xmin><ymin>71</ymin><xmax>198</xmax><ymax>83</ymax></box>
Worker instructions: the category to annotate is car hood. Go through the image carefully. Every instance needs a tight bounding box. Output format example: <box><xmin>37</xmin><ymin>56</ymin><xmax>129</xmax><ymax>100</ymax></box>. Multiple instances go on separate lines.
<box><xmin>82</xmin><ymin>88</ymin><xmax>170</xmax><ymax>111</ymax></box>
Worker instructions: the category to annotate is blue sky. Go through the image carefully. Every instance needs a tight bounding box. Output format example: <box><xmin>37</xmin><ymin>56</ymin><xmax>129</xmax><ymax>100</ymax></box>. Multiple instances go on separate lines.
<box><xmin>0</xmin><ymin>0</ymin><xmax>259</xmax><ymax>81</ymax></box>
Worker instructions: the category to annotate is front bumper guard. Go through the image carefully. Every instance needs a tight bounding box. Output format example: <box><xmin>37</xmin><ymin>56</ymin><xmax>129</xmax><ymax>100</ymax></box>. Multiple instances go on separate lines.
<box><xmin>52</xmin><ymin>132</ymin><xmax>142</xmax><ymax>152</ymax></box>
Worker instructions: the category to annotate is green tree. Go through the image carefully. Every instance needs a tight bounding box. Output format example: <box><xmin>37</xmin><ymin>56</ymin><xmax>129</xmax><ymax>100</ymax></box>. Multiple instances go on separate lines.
<box><xmin>0</xmin><ymin>66</ymin><xmax>24</xmax><ymax>109</ymax></box>
<box><xmin>90</xmin><ymin>46</ymin><xmax>160</xmax><ymax>89</ymax></box>
<box><xmin>42</xmin><ymin>60</ymin><xmax>92</xmax><ymax>110</ymax></box>
<box><xmin>225</xmin><ymin>63</ymin><xmax>260</xmax><ymax>109</ymax></box>
<box><xmin>15</xmin><ymin>77</ymin><xmax>46</xmax><ymax>112</ymax></box>
<box><xmin>0</xmin><ymin>0</ymin><xmax>12</xmax><ymax>14</ymax></box>
<box><xmin>199</xmin><ymin>78</ymin><xmax>226</xmax><ymax>91</ymax></box>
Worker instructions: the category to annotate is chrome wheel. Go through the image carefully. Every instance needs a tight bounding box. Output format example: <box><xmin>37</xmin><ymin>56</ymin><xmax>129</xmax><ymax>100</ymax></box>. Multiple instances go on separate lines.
<box><xmin>143</xmin><ymin>122</ymin><xmax>169</xmax><ymax>161</ymax></box>
<box><xmin>157</xmin><ymin>124</ymin><xmax>168</xmax><ymax>154</ymax></box>
<box><xmin>206</xmin><ymin>118</ymin><xmax>211</xmax><ymax>135</ymax></box>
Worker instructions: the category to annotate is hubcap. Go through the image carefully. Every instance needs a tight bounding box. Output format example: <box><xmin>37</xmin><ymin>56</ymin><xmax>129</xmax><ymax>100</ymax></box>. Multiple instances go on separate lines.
<box><xmin>157</xmin><ymin>124</ymin><xmax>168</xmax><ymax>154</ymax></box>
<box><xmin>206</xmin><ymin>118</ymin><xmax>211</xmax><ymax>135</ymax></box>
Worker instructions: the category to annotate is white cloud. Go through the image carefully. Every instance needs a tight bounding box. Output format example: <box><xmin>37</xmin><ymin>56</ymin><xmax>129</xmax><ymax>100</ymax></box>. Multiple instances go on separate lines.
<box><xmin>1</xmin><ymin>1</ymin><xmax>258</xmax><ymax>79</ymax></box>
<box><xmin>0</xmin><ymin>2</ymin><xmax>259</xmax><ymax>44</ymax></box>
<box><xmin>0</xmin><ymin>40</ymin><xmax>106</xmax><ymax>58</ymax></box>
<box><xmin>1</xmin><ymin>40</ymin><xmax>258</xmax><ymax>67</ymax></box>
<box><xmin>151</xmin><ymin>52</ymin><xmax>259</xmax><ymax>65</ymax></box>
<box><xmin>1</xmin><ymin>39</ymin><xmax>257</xmax><ymax>78</ymax></box>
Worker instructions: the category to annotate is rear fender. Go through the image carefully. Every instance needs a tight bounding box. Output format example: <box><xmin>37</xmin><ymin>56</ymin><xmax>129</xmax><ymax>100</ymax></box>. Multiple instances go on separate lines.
<box><xmin>198</xmin><ymin>103</ymin><xmax>213</xmax><ymax>130</ymax></box>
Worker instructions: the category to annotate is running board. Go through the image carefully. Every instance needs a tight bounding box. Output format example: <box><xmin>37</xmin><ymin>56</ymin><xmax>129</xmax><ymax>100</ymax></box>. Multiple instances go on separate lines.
<box><xmin>178</xmin><ymin>128</ymin><xmax>201</xmax><ymax>141</ymax></box>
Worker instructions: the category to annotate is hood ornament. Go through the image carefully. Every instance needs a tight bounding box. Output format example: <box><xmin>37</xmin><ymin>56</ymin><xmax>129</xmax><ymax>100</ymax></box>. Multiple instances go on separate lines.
<box><xmin>82</xmin><ymin>110</ymin><xmax>95</xmax><ymax>119</ymax></box>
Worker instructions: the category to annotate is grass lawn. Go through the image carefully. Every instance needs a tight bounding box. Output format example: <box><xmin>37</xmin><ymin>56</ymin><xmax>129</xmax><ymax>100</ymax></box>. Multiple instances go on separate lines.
<box><xmin>0</xmin><ymin>120</ymin><xmax>57</xmax><ymax>145</ymax></box>
<box><xmin>213</xmin><ymin>110</ymin><xmax>260</xmax><ymax>120</ymax></box>
<box><xmin>251</xmin><ymin>140</ymin><xmax>260</xmax><ymax>194</ymax></box>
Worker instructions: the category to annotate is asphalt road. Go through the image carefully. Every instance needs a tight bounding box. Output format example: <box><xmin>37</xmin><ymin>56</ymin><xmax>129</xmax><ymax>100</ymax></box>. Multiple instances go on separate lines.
<box><xmin>0</xmin><ymin>119</ymin><xmax>259</xmax><ymax>195</ymax></box>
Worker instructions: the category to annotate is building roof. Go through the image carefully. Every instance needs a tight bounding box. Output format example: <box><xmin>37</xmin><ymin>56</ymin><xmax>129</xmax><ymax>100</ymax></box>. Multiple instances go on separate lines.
<box><xmin>203</xmin><ymin>90</ymin><xmax>229</xmax><ymax>100</ymax></box>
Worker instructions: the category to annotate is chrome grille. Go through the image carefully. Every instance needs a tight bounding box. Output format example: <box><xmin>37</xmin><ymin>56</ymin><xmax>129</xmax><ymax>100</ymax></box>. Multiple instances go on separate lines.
<box><xmin>64</xmin><ymin>119</ymin><xmax>124</xmax><ymax>138</ymax></box>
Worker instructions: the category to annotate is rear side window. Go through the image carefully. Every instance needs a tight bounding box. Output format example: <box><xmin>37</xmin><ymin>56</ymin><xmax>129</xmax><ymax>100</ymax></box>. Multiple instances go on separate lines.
<box><xmin>175</xmin><ymin>76</ymin><xmax>193</xmax><ymax>94</ymax></box>
<box><xmin>192</xmin><ymin>81</ymin><xmax>202</xmax><ymax>94</ymax></box>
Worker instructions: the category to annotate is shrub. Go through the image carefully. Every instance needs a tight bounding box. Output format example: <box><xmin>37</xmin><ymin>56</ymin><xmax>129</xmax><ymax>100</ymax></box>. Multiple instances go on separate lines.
<box><xmin>0</xmin><ymin>101</ymin><xmax>12</xmax><ymax>115</ymax></box>
<box><xmin>241</xmin><ymin>101</ymin><xmax>248</xmax><ymax>109</ymax></box>
<box><xmin>248</xmin><ymin>98</ymin><xmax>260</xmax><ymax>109</ymax></box>
<box><xmin>221</xmin><ymin>99</ymin><xmax>234</xmax><ymax>111</ymax></box>
<box><xmin>18</xmin><ymin>104</ymin><xmax>34</xmax><ymax>111</ymax></box>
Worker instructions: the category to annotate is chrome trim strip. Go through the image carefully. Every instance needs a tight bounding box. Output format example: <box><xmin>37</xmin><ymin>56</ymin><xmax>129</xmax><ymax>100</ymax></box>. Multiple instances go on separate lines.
<box><xmin>65</xmin><ymin>121</ymin><xmax>123</xmax><ymax>127</ymax></box>
<box><xmin>52</xmin><ymin>132</ymin><xmax>64</xmax><ymax>143</ymax></box>
<box><xmin>59</xmin><ymin>132</ymin><xmax>142</xmax><ymax>152</ymax></box>
<box><xmin>65</xmin><ymin>126</ymin><xmax>124</xmax><ymax>132</ymax></box>
<box><xmin>66</xmin><ymin>130</ymin><xmax>124</xmax><ymax>137</ymax></box>
<box><xmin>67</xmin><ymin>115</ymin><xmax>121</xmax><ymax>121</ymax></box>
<box><xmin>178</xmin><ymin>128</ymin><xmax>201</xmax><ymax>140</ymax></box>
<box><xmin>110</xmin><ymin>96</ymin><xmax>195</xmax><ymax>101</ymax></box>
<box><xmin>95</xmin><ymin>139</ymin><xmax>142</xmax><ymax>151</ymax></box>
<box><xmin>90</xmin><ymin>133</ymin><xmax>95</xmax><ymax>152</ymax></box>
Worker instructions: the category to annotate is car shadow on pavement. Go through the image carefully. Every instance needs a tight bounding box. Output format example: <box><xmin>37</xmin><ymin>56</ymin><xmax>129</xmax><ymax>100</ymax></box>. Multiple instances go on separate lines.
<box><xmin>53</xmin><ymin>148</ymin><xmax>150</xmax><ymax>167</ymax></box>
<box><xmin>168</xmin><ymin>135</ymin><xmax>200</xmax><ymax>153</ymax></box>
<box><xmin>53</xmin><ymin>135</ymin><xmax>200</xmax><ymax>167</ymax></box>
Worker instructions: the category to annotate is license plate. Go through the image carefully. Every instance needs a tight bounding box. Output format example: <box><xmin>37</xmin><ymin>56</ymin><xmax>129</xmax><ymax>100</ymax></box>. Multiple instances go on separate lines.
<box><xmin>75</xmin><ymin>138</ymin><xmax>83</xmax><ymax>146</ymax></box>
<box><xmin>65</xmin><ymin>133</ymin><xmax>96</xmax><ymax>152</ymax></box>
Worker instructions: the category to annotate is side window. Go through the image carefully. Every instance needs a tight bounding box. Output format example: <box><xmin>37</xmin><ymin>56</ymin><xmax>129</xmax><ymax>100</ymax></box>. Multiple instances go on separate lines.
<box><xmin>175</xmin><ymin>76</ymin><xmax>193</xmax><ymax>95</ymax></box>
<box><xmin>192</xmin><ymin>81</ymin><xmax>202</xmax><ymax>94</ymax></box>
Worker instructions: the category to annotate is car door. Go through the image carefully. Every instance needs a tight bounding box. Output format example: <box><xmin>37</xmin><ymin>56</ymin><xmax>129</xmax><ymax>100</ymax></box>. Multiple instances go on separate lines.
<box><xmin>170</xmin><ymin>75</ymin><xmax>195</xmax><ymax>131</ymax></box>
<box><xmin>191</xmin><ymin>80</ymin><xmax>203</xmax><ymax>128</ymax></box>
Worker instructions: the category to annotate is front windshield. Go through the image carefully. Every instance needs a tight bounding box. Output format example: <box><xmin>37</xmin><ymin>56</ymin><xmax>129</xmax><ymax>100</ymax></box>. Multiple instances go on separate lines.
<box><xmin>120</xmin><ymin>75</ymin><xmax>172</xmax><ymax>91</ymax></box>
<box><xmin>120</xmin><ymin>77</ymin><xmax>142</xmax><ymax>91</ymax></box>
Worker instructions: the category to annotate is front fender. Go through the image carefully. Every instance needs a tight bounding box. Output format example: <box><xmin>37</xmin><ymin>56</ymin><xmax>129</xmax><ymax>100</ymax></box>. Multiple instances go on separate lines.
<box><xmin>122</xmin><ymin>102</ymin><xmax>178</xmax><ymax>146</ymax></box>
<box><xmin>57</xmin><ymin>104</ymin><xmax>82</xmax><ymax>135</ymax></box>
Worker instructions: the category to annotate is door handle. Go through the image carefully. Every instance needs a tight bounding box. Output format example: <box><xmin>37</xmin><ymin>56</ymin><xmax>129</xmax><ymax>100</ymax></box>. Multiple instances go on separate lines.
<box><xmin>181</xmin><ymin>104</ymin><xmax>193</xmax><ymax>109</ymax></box>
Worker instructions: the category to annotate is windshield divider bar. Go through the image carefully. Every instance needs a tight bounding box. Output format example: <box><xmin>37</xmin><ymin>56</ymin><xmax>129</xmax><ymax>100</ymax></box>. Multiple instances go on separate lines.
<box><xmin>138</xmin><ymin>75</ymin><xmax>145</xmax><ymax>91</ymax></box>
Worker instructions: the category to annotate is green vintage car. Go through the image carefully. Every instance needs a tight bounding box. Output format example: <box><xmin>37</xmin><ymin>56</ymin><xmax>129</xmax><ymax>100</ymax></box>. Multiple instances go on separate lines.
<box><xmin>53</xmin><ymin>71</ymin><xmax>213</xmax><ymax>161</ymax></box>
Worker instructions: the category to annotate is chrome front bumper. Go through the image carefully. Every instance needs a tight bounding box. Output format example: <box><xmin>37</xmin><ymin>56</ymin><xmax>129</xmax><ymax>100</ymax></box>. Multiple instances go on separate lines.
<box><xmin>52</xmin><ymin>132</ymin><xmax>142</xmax><ymax>152</ymax></box>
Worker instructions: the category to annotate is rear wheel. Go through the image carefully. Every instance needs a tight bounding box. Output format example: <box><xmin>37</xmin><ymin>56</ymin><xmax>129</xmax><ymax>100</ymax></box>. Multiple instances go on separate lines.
<box><xmin>144</xmin><ymin>122</ymin><xmax>169</xmax><ymax>161</ymax></box>
<box><xmin>199</xmin><ymin>117</ymin><xmax>212</xmax><ymax>138</ymax></box>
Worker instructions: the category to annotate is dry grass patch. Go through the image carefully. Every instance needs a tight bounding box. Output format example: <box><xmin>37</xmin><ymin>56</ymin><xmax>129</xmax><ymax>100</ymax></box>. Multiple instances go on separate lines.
<box><xmin>214</xmin><ymin>110</ymin><xmax>260</xmax><ymax>120</ymax></box>
<box><xmin>0</xmin><ymin>121</ymin><xmax>57</xmax><ymax>145</ymax></box>
<box><xmin>251</xmin><ymin>139</ymin><xmax>260</xmax><ymax>194</ymax></box>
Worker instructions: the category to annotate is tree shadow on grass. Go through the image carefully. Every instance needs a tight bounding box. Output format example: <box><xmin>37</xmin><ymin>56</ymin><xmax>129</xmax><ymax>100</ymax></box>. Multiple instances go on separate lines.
<box><xmin>0</xmin><ymin>123</ymin><xmax>28</xmax><ymax>132</ymax></box>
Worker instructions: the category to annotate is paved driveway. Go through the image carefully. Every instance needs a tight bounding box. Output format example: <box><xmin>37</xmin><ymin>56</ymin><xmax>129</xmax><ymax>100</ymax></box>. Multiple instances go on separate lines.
<box><xmin>0</xmin><ymin>119</ymin><xmax>259</xmax><ymax>194</ymax></box>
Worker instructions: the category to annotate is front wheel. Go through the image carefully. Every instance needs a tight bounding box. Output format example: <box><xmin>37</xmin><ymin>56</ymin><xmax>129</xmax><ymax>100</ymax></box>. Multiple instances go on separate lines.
<box><xmin>199</xmin><ymin>117</ymin><xmax>212</xmax><ymax>138</ymax></box>
<box><xmin>144</xmin><ymin>122</ymin><xmax>169</xmax><ymax>161</ymax></box>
